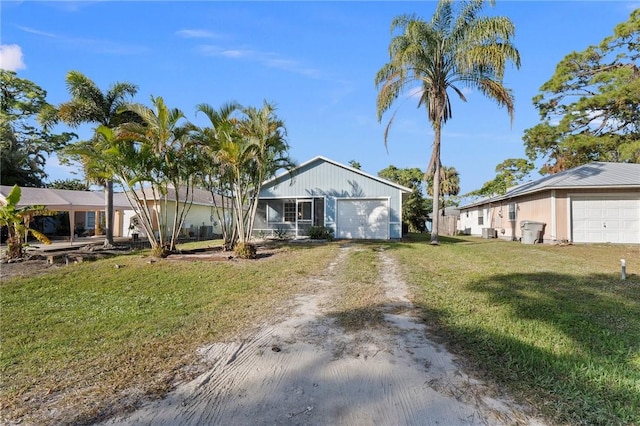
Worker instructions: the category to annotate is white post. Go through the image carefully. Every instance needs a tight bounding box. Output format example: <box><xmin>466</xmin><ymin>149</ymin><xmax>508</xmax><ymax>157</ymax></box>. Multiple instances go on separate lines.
<box><xmin>621</xmin><ymin>259</ymin><xmax>626</xmax><ymax>280</ymax></box>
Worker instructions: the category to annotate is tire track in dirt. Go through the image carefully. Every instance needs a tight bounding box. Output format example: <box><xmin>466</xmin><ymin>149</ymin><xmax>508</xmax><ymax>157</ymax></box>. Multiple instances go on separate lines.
<box><xmin>100</xmin><ymin>245</ymin><xmax>544</xmax><ymax>426</ymax></box>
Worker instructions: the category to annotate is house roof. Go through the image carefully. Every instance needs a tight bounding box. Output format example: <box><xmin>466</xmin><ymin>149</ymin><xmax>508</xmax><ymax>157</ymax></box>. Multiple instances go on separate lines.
<box><xmin>262</xmin><ymin>155</ymin><xmax>413</xmax><ymax>193</ymax></box>
<box><xmin>0</xmin><ymin>185</ymin><xmax>131</xmax><ymax>210</ymax></box>
<box><xmin>132</xmin><ymin>186</ymin><xmax>231</xmax><ymax>207</ymax></box>
<box><xmin>460</xmin><ymin>162</ymin><xmax>640</xmax><ymax>209</ymax></box>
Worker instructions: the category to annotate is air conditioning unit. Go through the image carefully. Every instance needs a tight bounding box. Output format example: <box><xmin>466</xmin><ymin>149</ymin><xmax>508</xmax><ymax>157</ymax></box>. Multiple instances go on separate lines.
<box><xmin>482</xmin><ymin>227</ymin><xmax>497</xmax><ymax>239</ymax></box>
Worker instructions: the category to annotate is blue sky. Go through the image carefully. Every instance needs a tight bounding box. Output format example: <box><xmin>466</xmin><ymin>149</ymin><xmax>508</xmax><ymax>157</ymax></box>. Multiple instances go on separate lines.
<box><xmin>1</xmin><ymin>1</ymin><xmax>638</xmax><ymax>196</ymax></box>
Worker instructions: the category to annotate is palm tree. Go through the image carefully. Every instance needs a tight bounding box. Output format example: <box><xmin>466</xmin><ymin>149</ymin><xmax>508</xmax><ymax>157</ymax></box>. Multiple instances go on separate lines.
<box><xmin>193</xmin><ymin>102</ymin><xmax>242</xmax><ymax>249</ymax></box>
<box><xmin>58</xmin><ymin>71</ymin><xmax>138</xmax><ymax>247</ymax></box>
<box><xmin>238</xmin><ymin>101</ymin><xmax>295</xmax><ymax>242</ymax></box>
<box><xmin>117</xmin><ymin>96</ymin><xmax>197</xmax><ymax>254</ymax></box>
<box><xmin>0</xmin><ymin>185</ymin><xmax>51</xmax><ymax>259</ymax></box>
<box><xmin>427</xmin><ymin>165</ymin><xmax>460</xmax><ymax>198</ymax></box>
<box><xmin>375</xmin><ymin>0</ymin><xmax>520</xmax><ymax>244</ymax></box>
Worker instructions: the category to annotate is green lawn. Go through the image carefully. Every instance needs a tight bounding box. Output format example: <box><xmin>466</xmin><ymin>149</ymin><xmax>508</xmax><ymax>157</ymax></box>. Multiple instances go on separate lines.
<box><xmin>391</xmin><ymin>234</ymin><xmax>640</xmax><ymax>425</ymax></box>
<box><xmin>2</xmin><ymin>236</ymin><xmax>639</xmax><ymax>425</ymax></box>
<box><xmin>1</xmin><ymin>241</ymin><xmax>340</xmax><ymax>425</ymax></box>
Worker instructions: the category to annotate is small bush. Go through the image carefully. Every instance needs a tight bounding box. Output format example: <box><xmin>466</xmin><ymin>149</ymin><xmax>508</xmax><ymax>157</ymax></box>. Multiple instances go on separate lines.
<box><xmin>307</xmin><ymin>226</ymin><xmax>334</xmax><ymax>241</ymax></box>
<box><xmin>273</xmin><ymin>227</ymin><xmax>289</xmax><ymax>240</ymax></box>
<box><xmin>234</xmin><ymin>242</ymin><xmax>257</xmax><ymax>259</ymax></box>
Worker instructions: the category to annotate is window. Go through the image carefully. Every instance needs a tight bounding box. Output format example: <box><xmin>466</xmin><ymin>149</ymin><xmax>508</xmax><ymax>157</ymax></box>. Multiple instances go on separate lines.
<box><xmin>508</xmin><ymin>202</ymin><xmax>516</xmax><ymax>221</ymax></box>
<box><xmin>86</xmin><ymin>212</ymin><xmax>95</xmax><ymax>229</ymax></box>
<box><xmin>284</xmin><ymin>202</ymin><xmax>296</xmax><ymax>222</ymax></box>
<box><xmin>477</xmin><ymin>209</ymin><xmax>484</xmax><ymax>226</ymax></box>
<box><xmin>298</xmin><ymin>202</ymin><xmax>312</xmax><ymax>221</ymax></box>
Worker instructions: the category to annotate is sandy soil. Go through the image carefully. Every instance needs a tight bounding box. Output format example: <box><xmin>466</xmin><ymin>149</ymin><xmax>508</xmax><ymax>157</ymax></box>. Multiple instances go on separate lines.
<box><xmin>99</xmin><ymin>245</ymin><xmax>545</xmax><ymax>426</ymax></box>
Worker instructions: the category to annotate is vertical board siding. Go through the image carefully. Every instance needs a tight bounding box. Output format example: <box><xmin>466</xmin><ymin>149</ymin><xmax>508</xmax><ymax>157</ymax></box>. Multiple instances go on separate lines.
<box><xmin>259</xmin><ymin>159</ymin><xmax>406</xmax><ymax>238</ymax></box>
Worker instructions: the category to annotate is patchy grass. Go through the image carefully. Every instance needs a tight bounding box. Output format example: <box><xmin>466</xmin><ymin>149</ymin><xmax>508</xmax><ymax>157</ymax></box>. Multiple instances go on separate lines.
<box><xmin>329</xmin><ymin>245</ymin><xmax>387</xmax><ymax>331</ymax></box>
<box><xmin>1</xmin><ymin>241</ymin><xmax>339</xmax><ymax>425</ymax></box>
<box><xmin>392</xmin><ymin>234</ymin><xmax>640</xmax><ymax>426</ymax></box>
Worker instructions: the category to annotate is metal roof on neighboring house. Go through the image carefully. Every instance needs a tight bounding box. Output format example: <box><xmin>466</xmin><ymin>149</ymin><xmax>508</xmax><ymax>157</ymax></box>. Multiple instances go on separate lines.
<box><xmin>460</xmin><ymin>162</ymin><xmax>640</xmax><ymax>209</ymax></box>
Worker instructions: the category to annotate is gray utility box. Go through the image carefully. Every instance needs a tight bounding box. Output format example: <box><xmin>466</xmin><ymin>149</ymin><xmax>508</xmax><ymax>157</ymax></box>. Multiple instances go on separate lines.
<box><xmin>520</xmin><ymin>221</ymin><xmax>545</xmax><ymax>244</ymax></box>
<box><xmin>482</xmin><ymin>227</ymin><xmax>497</xmax><ymax>239</ymax></box>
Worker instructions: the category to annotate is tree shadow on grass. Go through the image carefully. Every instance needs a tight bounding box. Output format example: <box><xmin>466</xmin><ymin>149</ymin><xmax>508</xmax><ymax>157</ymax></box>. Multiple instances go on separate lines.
<box><xmin>414</xmin><ymin>271</ymin><xmax>640</xmax><ymax>425</ymax></box>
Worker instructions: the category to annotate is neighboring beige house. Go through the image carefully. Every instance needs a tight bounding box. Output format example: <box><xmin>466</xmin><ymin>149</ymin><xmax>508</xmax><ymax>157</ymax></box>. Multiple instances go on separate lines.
<box><xmin>122</xmin><ymin>186</ymin><xmax>232</xmax><ymax>240</ymax></box>
<box><xmin>0</xmin><ymin>185</ymin><xmax>131</xmax><ymax>241</ymax></box>
<box><xmin>458</xmin><ymin>162</ymin><xmax>640</xmax><ymax>244</ymax></box>
<box><xmin>0</xmin><ymin>185</ymin><xmax>231</xmax><ymax>242</ymax></box>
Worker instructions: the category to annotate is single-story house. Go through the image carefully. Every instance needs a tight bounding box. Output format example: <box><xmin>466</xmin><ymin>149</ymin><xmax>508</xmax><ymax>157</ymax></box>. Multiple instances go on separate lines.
<box><xmin>0</xmin><ymin>185</ymin><xmax>231</xmax><ymax>242</ymax></box>
<box><xmin>255</xmin><ymin>156</ymin><xmax>412</xmax><ymax>239</ymax></box>
<box><xmin>123</xmin><ymin>186</ymin><xmax>231</xmax><ymax>240</ymax></box>
<box><xmin>458</xmin><ymin>162</ymin><xmax>640</xmax><ymax>244</ymax></box>
<box><xmin>0</xmin><ymin>185</ymin><xmax>131</xmax><ymax>241</ymax></box>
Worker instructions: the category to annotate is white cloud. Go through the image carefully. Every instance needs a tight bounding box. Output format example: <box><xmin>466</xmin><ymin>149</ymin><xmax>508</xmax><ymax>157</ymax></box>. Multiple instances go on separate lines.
<box><xmin>16</xmin><ymin>25</ymin><xmax>147</xmax><ymax>56</ymax></box>
<box><xmin>197</xmin><ymin>44</ymin><xmax>323</xmax><ymax>79</ymax></box>
<box><xmin>176</xmin><ymin>29</ymin><xmax>222</xmax><ymax>39</ymax></box>
<box><xmin>0</xmin><ymin>44</ymin><xmax>26</xmax><ymax>71</ymax></box>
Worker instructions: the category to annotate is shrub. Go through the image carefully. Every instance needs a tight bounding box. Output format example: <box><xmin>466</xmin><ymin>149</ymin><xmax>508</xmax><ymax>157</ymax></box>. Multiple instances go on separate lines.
<box><xmin>273</xmin><ymin>227</ymin><xmax>289</xmax><ymax>240</ymax></box>
<box><xmin>234</xmin><ymin>242</ymin><xmax>257</xmax><ymax>259</ymax></box>
<box><xmin>307</xmin><ymin>226</ymin><xmax>334</xmax><ymax>241</ymax></box>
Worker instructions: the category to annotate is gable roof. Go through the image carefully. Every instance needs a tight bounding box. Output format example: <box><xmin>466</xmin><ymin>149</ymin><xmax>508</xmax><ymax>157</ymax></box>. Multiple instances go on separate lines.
<box><xmin>460</xmin><ymin>162</ymin><xmax>640</xmax><ymax>209</ymax></box>
<box><xmin>262</xmin><ymin>156</ymin><xmax>413</xmax><ymax>193</ymax></box>
<box><xmin>0</xmin><ymin>185</ymin><xmax>131</xmax><ymax>210</ymax></box>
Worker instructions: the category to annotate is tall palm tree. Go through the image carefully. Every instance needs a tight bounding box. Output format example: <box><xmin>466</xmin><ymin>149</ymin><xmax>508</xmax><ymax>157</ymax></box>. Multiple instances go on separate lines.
<box><xmin>58</xmin><ymin>71</ymin><xmax>138</xmax><ymax>247</ymax></box>
<box><xmin>375</xmin><ymin>0</ymin><xmax>520</xmax><ymax>244</ymax></box>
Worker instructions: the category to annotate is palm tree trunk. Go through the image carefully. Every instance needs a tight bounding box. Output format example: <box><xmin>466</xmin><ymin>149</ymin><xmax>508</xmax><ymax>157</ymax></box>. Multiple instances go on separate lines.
<box><xmin>431</xmin><ymin>126</ymin><xmax>441</xmax><ymax>245</ymax></box>
<box><xmin>104</xmin><ymin>180</ymin><xmax>114</xmax><ymax>247</ymax></box>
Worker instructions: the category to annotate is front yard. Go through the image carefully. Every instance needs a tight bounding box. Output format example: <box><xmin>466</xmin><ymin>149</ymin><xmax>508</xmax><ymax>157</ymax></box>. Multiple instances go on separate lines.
<box><xmin>1</xmin><ymin>236</ymin><xmax>638</xmax><ymax>425</ymax></box>
<box><xmin>393</xmin><ymin>234</ymin><xmax>640</xmax><ymax>425</ymax></box>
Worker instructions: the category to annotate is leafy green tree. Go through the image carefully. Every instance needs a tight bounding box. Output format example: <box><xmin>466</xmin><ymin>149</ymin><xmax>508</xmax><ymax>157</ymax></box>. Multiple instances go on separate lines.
<box><xmin>426</xmin><ymin>165</ymin><xmax>460</xmax><ymax>198</ymax></box>
<box><xmin>375</xmin><ymin>0</ymin><xmax>520</xmax><ymax>244</ymax></box>
<box><xmin>348</xmin><ymin>160</ymin><xmax>362</xmax><ymax>169</ymax></box>
<box><xmin>48</xmin><ymin>178</ymin><xmax>89</xmax><ymax>191</ymax></box>
<box><xmin>57</xmin><ymin>71</ymin><xmax>138</xmax><ymax>246</ymax></box>
<box><xmin>0</xmin><ymin>185</ymin><xmax>51</xmax><ymax>259</ymax></box>
<box><xmin>378</xmin><ymin>165</ymin><xmax>430</xmax><ymax>232</ymax></box>
<box><xmin>467</xmin><ymin>158</ymin><xmax>533</xmax><ymax>197</ymax></box>
<box><xmin>0</xmin><ymin>70</ymin><xmax>75</xmax><ymax>187</ymax></box>
<box><xmin>523</xmin><ymin>9</ymin><xmax>640</xmax><ymax>174</ymax></box>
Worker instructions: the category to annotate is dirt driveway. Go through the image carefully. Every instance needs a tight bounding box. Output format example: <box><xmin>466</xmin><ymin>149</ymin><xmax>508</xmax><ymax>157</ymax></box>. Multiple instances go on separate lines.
<box><xmin>100</xmin><ymin>245</ymin><xmax>544</xmax><ymax>426</ymax></box>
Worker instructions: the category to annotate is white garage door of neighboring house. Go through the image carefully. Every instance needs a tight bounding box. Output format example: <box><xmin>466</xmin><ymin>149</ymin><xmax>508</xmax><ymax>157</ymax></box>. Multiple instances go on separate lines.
<box><xmin>336</xmin><ymin>199</ymin><xmax>389</xmax><ymax>239</ymax></box>
<box><xmin>572</xmin><ymin>195</ymin><xmax>640</xmax><ymax>244</ymax></box>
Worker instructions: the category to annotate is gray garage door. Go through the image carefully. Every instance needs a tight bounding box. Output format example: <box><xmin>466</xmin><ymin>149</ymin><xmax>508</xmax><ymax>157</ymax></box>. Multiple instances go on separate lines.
<box><xmin>336</xmin><ymin>199</ymin><xmax>389</xmax><ymax>239</ymax></box>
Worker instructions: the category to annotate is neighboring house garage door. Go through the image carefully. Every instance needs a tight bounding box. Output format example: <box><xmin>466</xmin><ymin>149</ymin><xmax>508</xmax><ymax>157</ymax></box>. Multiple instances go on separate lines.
<box><xmin>572</xmin><ymin>195</ymin><xmax>640</xmax><ymax>244</ymax></box>
<box><xmin>336</xmin><ymin>199</ymin><xmax>389</xmax><ymax>239</ymax></box>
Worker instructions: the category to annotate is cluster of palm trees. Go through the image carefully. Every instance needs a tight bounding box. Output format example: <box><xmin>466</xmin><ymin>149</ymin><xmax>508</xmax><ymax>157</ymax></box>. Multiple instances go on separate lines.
<box><xmin>56</xmin><ymin>72</ymin><xmax>292</xmax><ymax>257</ymax></box>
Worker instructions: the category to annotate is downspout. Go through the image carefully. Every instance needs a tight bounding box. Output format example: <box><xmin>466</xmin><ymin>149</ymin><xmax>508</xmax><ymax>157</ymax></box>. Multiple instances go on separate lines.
<box><xmin>551</xmin><ymin>190</ymin><xmax>557</xmax><ymax>241</ymax></box>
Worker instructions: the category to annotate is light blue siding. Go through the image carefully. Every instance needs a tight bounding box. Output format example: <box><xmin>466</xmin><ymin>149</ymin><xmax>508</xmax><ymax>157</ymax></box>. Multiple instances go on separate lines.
<box><xmin>259</xmin><ymin>157</ymin><xmax>409</xmax><ymax>239</ymax></box>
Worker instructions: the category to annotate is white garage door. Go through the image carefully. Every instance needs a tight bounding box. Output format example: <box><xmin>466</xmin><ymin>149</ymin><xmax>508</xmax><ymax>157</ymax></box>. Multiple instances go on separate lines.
<box><xmin>572</xmin><ymin>195</ymin><xmax>640</xmax><ymax>243</ymax></box>
<box><xmin>336</xmin><ymin>199</ymin><xmax>389</xmax><ymax>240</ymax></box>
